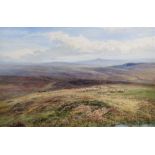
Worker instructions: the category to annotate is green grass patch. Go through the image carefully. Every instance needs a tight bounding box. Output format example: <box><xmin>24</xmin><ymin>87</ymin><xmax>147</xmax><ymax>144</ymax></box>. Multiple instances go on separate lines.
<box><xmin>124</xmin><ymin>87</ymin><xmax>155</xmax><ymax>101</ymax></box>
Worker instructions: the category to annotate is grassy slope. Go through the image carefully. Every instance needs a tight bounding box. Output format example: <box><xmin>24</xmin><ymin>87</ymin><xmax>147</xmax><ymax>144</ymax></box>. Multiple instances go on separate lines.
<box><xmin>0</xmin><ymin>84</ymin><xmax>155</xmax><ymax>127</ymax></box>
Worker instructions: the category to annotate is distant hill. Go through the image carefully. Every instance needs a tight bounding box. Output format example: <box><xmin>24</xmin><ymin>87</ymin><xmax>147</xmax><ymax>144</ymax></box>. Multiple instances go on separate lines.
<box><xmin>75</xmin><ymin>58</ymin><xmax>128</xmax><ymax>67</ymax></box>
<box><xmin>114</xmin><ymin>63</ymin><xmax>144</xmax><ymax>69</ymax></box>
<box><xmin>94</xmin><ymin>63</ymin><xmax>155</xmax><ymax>84</ymax></box>
<box><xmin>0</xmin><ymin>61</ymin><xmax>155</xmax><ymax>85</ymax></box>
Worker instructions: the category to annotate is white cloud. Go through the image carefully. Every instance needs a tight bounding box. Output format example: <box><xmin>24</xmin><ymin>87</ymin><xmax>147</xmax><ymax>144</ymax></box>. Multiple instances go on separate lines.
<box><xmin>0</xmin><ymin>39</ymin><xmax>48</xmax><ymax>60</ymax></box>
<box><xmin>7</xmin><ymin>48</ymin><xmax>37</xmax><ymax>59</ymax></box>
<box><xmin>48</xmin><ymin>31</ymin><xmax>95</xmax><ymax>52</ymax></box>
<box><xmin>48</xmin><ymin>31</ymin><xmax>155</xmax><ymax>57</ymax></box>
<box><xmin>1</xmin><ymin>47</ymin><xmax>47</xmax><ymax>61</ymax></box>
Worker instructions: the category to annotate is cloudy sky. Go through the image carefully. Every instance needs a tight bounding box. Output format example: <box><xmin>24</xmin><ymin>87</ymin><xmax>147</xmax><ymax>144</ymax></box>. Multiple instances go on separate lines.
<box><xmin>0</xmin><ymin>27</ymin><xmax>155</xmax><ymax>63</ymax></box>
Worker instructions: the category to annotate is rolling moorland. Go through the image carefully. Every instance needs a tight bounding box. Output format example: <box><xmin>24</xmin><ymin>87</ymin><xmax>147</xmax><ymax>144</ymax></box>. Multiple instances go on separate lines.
<box><xmin>0</xmin><ymin>59</ymin><xmax>155</xmax><ymax>127</ymax></box>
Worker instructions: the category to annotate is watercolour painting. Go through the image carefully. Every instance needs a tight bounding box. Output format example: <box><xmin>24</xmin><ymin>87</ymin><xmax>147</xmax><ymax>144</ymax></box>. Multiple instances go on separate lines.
<box><xmin>0</xmin><ymin>27</ymin><xmax>155</xmax><ymax>127</ymax></box>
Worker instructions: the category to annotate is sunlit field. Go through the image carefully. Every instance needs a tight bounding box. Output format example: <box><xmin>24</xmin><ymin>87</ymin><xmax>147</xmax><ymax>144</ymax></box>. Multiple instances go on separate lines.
<box><xmin>0</xmin><ymin>83</ymin><xmax>155</xmax><ymax>127</ymax></box>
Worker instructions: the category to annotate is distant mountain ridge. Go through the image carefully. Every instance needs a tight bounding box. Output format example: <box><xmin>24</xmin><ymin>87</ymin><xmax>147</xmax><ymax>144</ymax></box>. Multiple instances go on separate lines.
<box><xmin>0</xmin><ymin>60</ymin><xmax>155</xmax><ymax>85</ymax></box>
<box><xmin>74</xmin><ymin>58</ymin><xmax>128</xmax><ymax>67</ymax></box>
